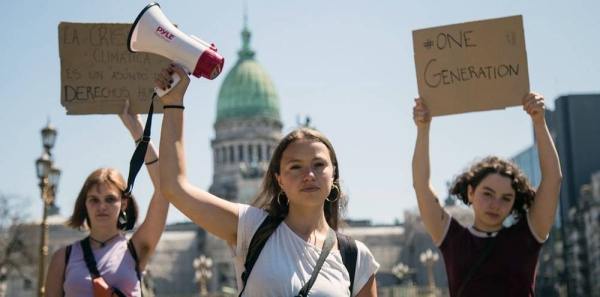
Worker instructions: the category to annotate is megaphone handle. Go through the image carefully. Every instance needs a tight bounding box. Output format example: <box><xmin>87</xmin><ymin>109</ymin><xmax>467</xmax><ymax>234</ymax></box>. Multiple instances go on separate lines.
<box><xmin>155</xmin><ymin>73</ymin><xmax>181</xmax><ymax>98</ymax></box>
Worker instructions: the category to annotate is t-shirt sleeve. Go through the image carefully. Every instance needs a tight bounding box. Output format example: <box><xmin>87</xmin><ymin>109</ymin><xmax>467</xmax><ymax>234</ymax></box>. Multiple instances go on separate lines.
<box><xmin>227</xmin><ymin>204</ymin><xmax>268</xmax><ymax>260</ymax></box>
<box><xmin>351</xmin><ymin>240</ymin><xmax>380</xmax><ymax>297</ymax></box>
<box><xmin>435</xmin><ymin>214</ymin><xmax>455</xmax><ymax>247</ymax></box>
<box><xmin>525</xmin><ymin>212</ymin><xmax>547</xmax><ymax>244</ymax></box>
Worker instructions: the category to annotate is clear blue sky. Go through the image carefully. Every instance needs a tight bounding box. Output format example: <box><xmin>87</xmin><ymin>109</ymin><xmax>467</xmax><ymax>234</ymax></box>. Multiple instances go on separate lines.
<box><xmin>1</xmin><ymin>0</ymin><xmax>597</xmax><ymax>225</ymax></box>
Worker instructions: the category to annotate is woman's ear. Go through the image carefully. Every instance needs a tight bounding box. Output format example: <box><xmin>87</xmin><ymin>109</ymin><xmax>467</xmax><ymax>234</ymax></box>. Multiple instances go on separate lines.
<box><xmin>467</xmin><ymin>185</ymin><xmax>474</xmax><ymax>203</ymax></box>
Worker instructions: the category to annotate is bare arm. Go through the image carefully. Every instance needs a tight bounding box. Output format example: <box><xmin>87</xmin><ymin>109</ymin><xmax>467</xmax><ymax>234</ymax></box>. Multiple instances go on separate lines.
<box><xmin>158</xmin><ymin>65</ymin><xmax>239</xmax><ymax>245</ymax></box>
<box><xmin>412</xmin><ymin>98</ymin><xmax>449</xmax><ymax>244</ymax></box>
<box><xmin>355</xmin><ymin>274</ymin><xmax>377</xmax><ymax>297</ymax></box>
<box><xmin>44</xmin><ymin>247</ymin><xmax>66</xmax><ymax>297</ymax></box>
<box><xmin>525</xmin><ymin>92</ymin><xmax>562</xmax><ymax>239</ymax></box>
<box><xmin>119</xmin><ymin>101</ymin><xmax>170</xmax><ymax>270</ymax></box>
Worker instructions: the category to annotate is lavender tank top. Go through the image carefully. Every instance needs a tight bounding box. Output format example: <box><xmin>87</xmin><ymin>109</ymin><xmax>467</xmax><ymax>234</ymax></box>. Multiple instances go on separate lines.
<box><xmin>63</xmin><ymin>235</ymin><xmax>141</xmax><ymax>297</ymax></box>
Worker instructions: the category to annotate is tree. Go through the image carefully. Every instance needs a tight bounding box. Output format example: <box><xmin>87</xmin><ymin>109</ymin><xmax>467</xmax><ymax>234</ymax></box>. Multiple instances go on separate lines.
<box><xmin>0</xmin><ymin>194</ymin><xmax>33</xmax><ymax>297</ymax></box>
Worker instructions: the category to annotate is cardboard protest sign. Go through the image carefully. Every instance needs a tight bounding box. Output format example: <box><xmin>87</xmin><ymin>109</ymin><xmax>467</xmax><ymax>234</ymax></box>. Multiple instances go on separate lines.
<box><xmin>413</xmin><ymin>15</ymin><xmax>529</xmax><ymax>116</ymax></box>
<box><xmin>59</xmin><ymin>22</ymin><xmax>172</xmax><ymax>115</ymax></box>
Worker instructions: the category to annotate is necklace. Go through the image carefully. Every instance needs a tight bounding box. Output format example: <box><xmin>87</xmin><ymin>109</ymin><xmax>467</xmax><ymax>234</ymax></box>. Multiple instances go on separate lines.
<box><xmin>472</xmin><ymin>226</ymin><xmax>500</xmax><ymax>237</ymax></box>
<box><xmin>89</xmin><ymin>234</ymin><xmax>120</xmax><ymax>248</ymax></box>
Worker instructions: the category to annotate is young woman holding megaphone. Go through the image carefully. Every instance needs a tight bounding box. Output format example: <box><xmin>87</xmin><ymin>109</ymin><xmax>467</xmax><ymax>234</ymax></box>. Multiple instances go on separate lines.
<box><xmin>156</xmin><ymin>64</ymin><xmax>380</xmax><ymax>297</ymax></box>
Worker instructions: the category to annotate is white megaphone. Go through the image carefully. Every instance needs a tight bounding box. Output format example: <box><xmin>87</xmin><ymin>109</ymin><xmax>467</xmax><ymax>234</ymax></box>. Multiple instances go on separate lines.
<box><xmin>128</xmin><ymin>3</ymin><xmax>225</xmax><ymax>97</ymax></box>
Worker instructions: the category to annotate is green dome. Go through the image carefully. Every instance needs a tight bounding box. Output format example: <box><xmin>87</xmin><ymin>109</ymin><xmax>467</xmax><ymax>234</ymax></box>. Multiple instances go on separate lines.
<box><xmin>216</xmin><ymin>26</ymin><xmax>280</xmax><ymax>123</ymax></box>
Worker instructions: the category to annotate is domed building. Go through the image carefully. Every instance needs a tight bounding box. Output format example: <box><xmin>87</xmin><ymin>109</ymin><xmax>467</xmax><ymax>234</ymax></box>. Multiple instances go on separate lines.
<box><xmin>209</xmin><ymin>21</ymin><xmax>282</xmax><ymax>203</ymax></box>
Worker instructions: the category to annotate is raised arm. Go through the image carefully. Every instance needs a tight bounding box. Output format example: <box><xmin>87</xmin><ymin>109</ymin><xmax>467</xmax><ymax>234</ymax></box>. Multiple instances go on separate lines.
<box><xmin>525</xmin><ymin>92</ymin><xmax>562</xmax><ymax>239</ymax></box>
<box><xmin>119</xmin><ymin>100</ymin><xmax>169</xmax><ymax>270</ymax></box>
<box><xmin>412</xmin><ymin>98</ymin><xmax>449</xmax><ymax>244</ymax></box>
<box><xmin>157</xmin><ymin>65</ymin><xmax>238</xmax><ymax>245</ymax></box>
<box><xmin>412</xmin><ymin>98</ymin><xmax>449</xmax><ymax>243</ymax></box>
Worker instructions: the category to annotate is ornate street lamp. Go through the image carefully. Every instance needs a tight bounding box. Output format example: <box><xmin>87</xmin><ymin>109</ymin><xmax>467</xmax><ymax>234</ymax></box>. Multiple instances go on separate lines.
<box><xmin>420</xmin><ymin>249</ymin><xmax>439</xmax><ymax>294</ymax></box>
<box><xmin>35</xmin><ymin>121</ymin><xmax>60</xmax><ymax>297</ymax></box>
<box><xmin>392</xmin><ymin>262</ymin><xmax>410</xmax><ymax>283</ymax></box>
<box><xmin>193</xmin><ymin>255</ymin><xmax>213</xmax><ymax>296</ymax></box>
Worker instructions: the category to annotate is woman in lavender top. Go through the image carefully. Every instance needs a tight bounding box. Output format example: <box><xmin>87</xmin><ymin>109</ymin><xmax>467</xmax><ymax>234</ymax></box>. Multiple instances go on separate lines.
<box><xmin>45</xmin><ymin>101</ymin><xmax>169</xmax><ymax>297</ymax></box>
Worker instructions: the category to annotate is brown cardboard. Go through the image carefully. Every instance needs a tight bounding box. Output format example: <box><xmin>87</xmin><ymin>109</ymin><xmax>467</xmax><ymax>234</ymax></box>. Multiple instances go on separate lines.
<box><xmin>59</xmin><ymin>22</ymin><xmax>172</xmax><ymax>115</ymax></box>
<box><xmin>412</xmin><ymin>15</ymin><xmax>529</xmax><ymax>116</ymax></box>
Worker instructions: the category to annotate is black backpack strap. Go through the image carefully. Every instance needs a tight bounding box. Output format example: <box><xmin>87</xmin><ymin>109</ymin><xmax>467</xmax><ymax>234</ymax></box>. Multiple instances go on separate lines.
<box><xmin>239</xmin><ymin>215</ymin><xmax>284</xmax><ymax>297</ymax></box>
<box><xmin>127</xmin><ymin>240</ymin><xmax>144</xmax><ymax>297</ymax></box>
<box><xmin>80</xmin><ymin>237</ymin><xmax>102</xmax><ymax>279</ymax></box>
<box><xmin>62</xmin><ymin>244</ymin><xmax>73</xmax><ymax>293</ymax></box>
<box><xmin>65</xmin><ymin>244</ymin><xmax>72</xmax><ymax>267</ymax></box>
<box><xmin>336</xmin><ymin>232</ymin><xmax>358</xmax><ymax>295</ymax></box>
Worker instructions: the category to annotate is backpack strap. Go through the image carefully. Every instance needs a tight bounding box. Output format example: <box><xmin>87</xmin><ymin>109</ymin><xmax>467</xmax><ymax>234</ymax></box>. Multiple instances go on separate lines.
<box><xmin>80</xmin><ymin>237</ymin><xmax>144</xmax><ymax>297</ymax></box>
<box><xmin>239</xmin><ymin>215</ymin><xmax>284</xmax><ymax>297</ymax></box>
<box><xmin>80</xmin><ymin>237</ymin><xmax>102</xmax><ymax>279</ymax></box>
<box><xmin>336</xmin><ymin>232</ymin><xmax>358</xmax><ymax>295</ymax></box>
<box><xmin>127</xmin><ymin>239</ymin><xmax>144</xmax><ymax>297</ymax></box>
<box><xmin>63</xmin><ymin>244</ymin><xmax>73</xmax><ymax>294</ymax></box>
<box><xmin>239</xmin><ymin>215</ymin><xmax>360</xmax><ymax>297</ymax></box>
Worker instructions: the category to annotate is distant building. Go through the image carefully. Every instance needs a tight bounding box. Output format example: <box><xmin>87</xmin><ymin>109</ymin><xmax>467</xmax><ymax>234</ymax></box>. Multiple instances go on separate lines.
<box><xmin>550</xmin><ymin>94</ymin><xmax>600</xmax><ymax>296</ymax></box>
<box><xmin>563</xmin><ymin>171</ymin><xmax>600</xmax><ymax>297</ymax></box>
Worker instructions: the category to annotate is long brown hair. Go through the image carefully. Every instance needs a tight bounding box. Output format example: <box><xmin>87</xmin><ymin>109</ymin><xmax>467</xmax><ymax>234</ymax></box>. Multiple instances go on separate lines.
<box><xmin>66</xmin><ymin>168</ymin><xmax>139</xmax><ymax>230</ymax></box>
<box><xmin>449</xmin><ymin>156</ymin><xmax>536</xmax><ymax>220</ymax></box>
<box><xmin>247</xmin><ymin>128</ymin><xmax>348</xmax><ymax>246</ymax></box>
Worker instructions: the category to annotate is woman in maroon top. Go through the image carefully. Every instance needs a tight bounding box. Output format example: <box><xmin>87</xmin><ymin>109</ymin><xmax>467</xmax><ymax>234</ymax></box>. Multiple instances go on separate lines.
<box><xmin>411</xmin><ymin>92</ymin><xmax>562</xmax><ymax>297</ymax></box>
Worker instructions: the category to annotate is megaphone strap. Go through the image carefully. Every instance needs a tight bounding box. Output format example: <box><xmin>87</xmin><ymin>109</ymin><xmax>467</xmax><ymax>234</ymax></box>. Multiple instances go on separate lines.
<box><xmin>123</xmin><ymin>92</ymin><xmax>156</xmax><ymax>200</ymax></box>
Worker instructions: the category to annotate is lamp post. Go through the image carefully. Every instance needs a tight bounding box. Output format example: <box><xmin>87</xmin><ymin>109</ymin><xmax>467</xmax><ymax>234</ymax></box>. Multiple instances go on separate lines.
<box><xmin>35</xmin><ymin>121</ymin><xmax>60</xmax><ymax>297</ymax></box>
<box><xmin>420</xmin><ymin>249</ymin><xmax>439</xmax><ymax>294</ymax></box>
<box><xmin>392</xmin><ymin>262</ymin><xmax>410</xmax><ymax>283</ymax></box>
<box><xmin>193</xmin><ymin>255</ymin><xmax>213</xmax><ymax>296</ymax></box>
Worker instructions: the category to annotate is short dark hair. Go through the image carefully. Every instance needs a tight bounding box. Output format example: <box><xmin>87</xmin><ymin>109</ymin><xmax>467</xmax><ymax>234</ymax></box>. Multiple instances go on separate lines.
<box><xmin>449</xmin><ymin>156</ymin><xmax>536</xmax><ymax>219</ymax></box>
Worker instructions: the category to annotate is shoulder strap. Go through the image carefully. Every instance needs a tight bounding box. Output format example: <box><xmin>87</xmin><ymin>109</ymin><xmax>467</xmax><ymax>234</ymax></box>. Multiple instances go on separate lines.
<box><xmin>63</xmin><ymin>244</ymin><xmax>73</xmax><ymax>293</ymax></box>
<box><xmin>336</xmin><ymin>232</ymin><xmax>358</xmax><ymax>295</ymax></box>
<box><xmin>80</xmin><ymin>237</ymin><xmax>102</xmax><ymax>279</ymax></box>
<box><xmin>457</xmin><ymin>238</ymin><xmax>496</xmax><ymax>297</ymax></box>
<box><xmin>238</xmin><ymin>215</ymin><xmax>283</xmax><ymax>297</ymax></box>
<box><xmin>65</xmin><ymin>244</ymin><xmax>72</xmax><ymax>266</ymax></box>
<box><xmin>296</xmin><ymin>228</ymin><xmax>336</xmax><ymax>297</ymax></box>
<box><xmin>127</xmin><ymin>239</ymin><xmax>144</xmax><ymax>297</ymax></box>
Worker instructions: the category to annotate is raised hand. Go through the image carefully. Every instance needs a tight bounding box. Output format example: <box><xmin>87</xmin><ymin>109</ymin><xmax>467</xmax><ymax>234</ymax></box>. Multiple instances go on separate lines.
<box><xmin>155</xmin><ymin>64</ymin><xmax>190</xmax><ymax>106</ymax></box>
<box><xmin>522</xmin><ymin>92</ymin><xmax>546</xmax><ymax>124</ymax></box>
<box><xmin>413</xmin><ymin>97</ymin><xmax>432</xmax><ymax>129</ymax></box>
<box><xmin>118</xmin><ymin>99</ymin><xmax>144</xmax><ymax>142</ymax></box>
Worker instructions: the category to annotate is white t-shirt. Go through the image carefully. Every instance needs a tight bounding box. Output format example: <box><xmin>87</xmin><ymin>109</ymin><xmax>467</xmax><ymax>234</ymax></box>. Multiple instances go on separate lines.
<box><xmin>228</xmin><ymin>204</ymin><xmax>380</xmax><ymax>297</ymax></box>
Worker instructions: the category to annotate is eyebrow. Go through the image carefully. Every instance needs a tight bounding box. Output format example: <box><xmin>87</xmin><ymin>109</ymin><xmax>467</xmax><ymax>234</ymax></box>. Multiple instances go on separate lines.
<box><xmin>86</xmin><ymin>194</ymin><xmax>119</xmax><ymax>199</ymax></box>
<box><xmin>284</xmin><ymin>157</ymin><xmax>327</xmax><ymax>164</ymax></box>
<box><xmin>482</xmin><ymin>186</ymin><xmax>514</xmax><ymax>197</ymax></box>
